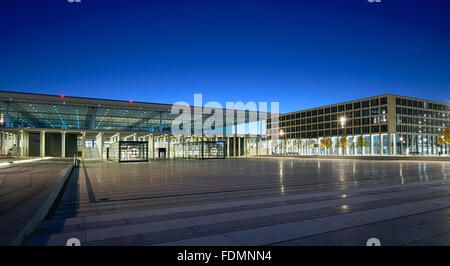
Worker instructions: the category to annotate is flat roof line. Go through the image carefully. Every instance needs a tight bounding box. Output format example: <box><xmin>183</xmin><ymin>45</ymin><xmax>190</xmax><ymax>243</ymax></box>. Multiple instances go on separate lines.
<box><xmin>0</xmin><ymin>90</ymin><xmax>268</xmax><ymax>114</ymax></box>
<box><xmin>281</xmin><ymin>93</ymin><xmax>449</xmax><ymax>115</ymax></box>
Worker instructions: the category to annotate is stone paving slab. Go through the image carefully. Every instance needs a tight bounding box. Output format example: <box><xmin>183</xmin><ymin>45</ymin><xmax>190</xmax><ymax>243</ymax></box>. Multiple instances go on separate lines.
<box><xmin>38</xmin><ymin>180</ymin><xmax>449</xmax><ymax>228</ymax></box>
<box><xmin>315</xmin><ymin>199</ymin><xmax>449</xmax><ymax>227</ymax></box>
<box><xmin>47</xmin><ymin>185</ymin><xmax>450</xmax><ymax>228</ymax></box>
<box><xmin>159</xmin><ymin>198</ymin><xmax>450</xmax><ymax>246</ymax></box>
<box><xmin>276</xmin><ymin>207</ymin><xmax>450</xmax><ymax>246</ymax></box>
<box><xmin>24</xmin><ymin>159</ymin><xmax>450</xmax><ymax>246</ymax></box>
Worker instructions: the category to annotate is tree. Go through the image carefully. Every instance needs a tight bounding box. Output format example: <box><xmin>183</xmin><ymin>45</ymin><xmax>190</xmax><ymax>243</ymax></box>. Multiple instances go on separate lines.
<box><xmin>437</xmin><ymin>134</ymin><xmax>444</xmax><ymax>146</ymax></box>
<box><xmin>337</xmin><ymin>135</ymin><xmax>351</xmax><ymax>155</ymax></box>
<box><xmin>319</xmin><ymin>137</ymin><xmax>333</xmax><ymax>155</ymax></box>
<box><xmin>355</xmin><ymin>135</ymin><xmax>369</xmax><ymax>155</ymax></box>
<box><xmin>308</xmin><ymin>139</ymin><xmax>316</xmax><ymax>154</ymax></box>
<box><xmin>437</xmin><ymin>125</ymin><xmax>450</xmax><ymax>155</ymax></box>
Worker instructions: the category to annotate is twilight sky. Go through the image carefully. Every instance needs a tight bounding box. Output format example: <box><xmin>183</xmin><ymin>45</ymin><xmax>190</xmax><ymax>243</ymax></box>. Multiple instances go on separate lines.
<box><xmin>0</xmin><ymin>0</ymin><xmax>449</xmax><ymax>113</ymax></box>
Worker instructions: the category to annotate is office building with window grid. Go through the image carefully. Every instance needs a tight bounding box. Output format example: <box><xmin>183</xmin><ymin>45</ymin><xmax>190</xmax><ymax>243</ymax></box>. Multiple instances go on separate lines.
<box><xmin>267</xmin><ymin>94</ymin><xmax>449</xmax><ymax>156</ymax></box>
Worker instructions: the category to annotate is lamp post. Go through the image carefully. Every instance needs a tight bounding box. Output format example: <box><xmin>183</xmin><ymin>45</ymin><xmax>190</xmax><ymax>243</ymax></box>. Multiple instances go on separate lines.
<box><xmin>338</xmin><ymin>115</ymin><xmax>347</xmax><ymax>155</ymax></box>
<box><xmin>280</xmin><ymin>129</ymin><xmax>284</xmax><ymax>155</ymax></box>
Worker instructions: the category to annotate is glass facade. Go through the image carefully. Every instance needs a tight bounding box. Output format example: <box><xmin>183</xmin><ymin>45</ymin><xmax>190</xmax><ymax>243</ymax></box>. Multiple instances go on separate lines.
<box><xmin>0</xmin><ymin>92</ymin><xmax>266</xmax><ymax>136</ymax></box>
<box><xmin>268</xmin><ymin>96</ymin><xmax>389</xmax><ymax>140</ymax></box>
<box><xmin>108</xmin><ymin>141</ymin><xmax>149</xmax><ymax>162</ymax></box>
<box><xmin>267</xmin><ymin>95</ymin><xmax>449</xmax><ymax>156</ymax></box>
<box><xmin>0</xmin><ymin>98</ymin><xmax>177</xmax><ymax>132</ymax></box>
<box><xmin>174</xmin><ymin>141</ymin><xmax>225</xmax><ymax>159</ymax></box>
<box><xmin>0</xmin><ymin>92</ymin><xmax>268</xmax><ymax>159</ymax></box>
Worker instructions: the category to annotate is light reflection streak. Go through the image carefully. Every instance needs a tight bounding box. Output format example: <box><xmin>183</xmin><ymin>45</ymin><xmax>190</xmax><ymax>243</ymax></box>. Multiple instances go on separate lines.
<box><xmin>423</xmin><ymin>163</ymin><xmax>429</xmax><ymax>182</ymax></box>
<box><xmin>279</xmin><ymin>161</ymin><xmax>285</xmax><ymax>195</ymax></box>
<box><xmin>399</xmin><ymin>163</ymin><xmax>404</xmax><ymax>184</ymax></box>
<box><xmin>418</xmin><ymin>163</ymin><xmax>423</xmax><ymax>182</ymax></box>
<box><xmin>443</xmin><ymin>163</ymin><xmax>447</xmax><ymax>180</ymax></box>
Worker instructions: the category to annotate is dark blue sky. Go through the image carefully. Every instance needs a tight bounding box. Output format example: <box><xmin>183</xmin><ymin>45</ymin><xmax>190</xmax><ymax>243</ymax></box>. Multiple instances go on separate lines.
<box><xmin>1</xmin><ymin>0</ymin><xmax>449</xmax><ymax>113</ymax></box>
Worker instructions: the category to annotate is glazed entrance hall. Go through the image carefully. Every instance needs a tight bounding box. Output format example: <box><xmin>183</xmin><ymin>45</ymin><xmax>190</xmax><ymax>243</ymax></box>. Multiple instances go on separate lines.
<box><xmin>0</xmin><ymin>91</ymin><xmax>269</xmax><ymax>159</ymax></box>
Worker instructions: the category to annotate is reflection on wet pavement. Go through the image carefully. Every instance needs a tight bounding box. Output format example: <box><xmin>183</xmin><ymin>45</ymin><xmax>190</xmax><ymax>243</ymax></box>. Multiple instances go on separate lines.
<box><xmin>26</xmin><ymin>158</ymin><xmax>450</xmax><ymax>246</ymax></box>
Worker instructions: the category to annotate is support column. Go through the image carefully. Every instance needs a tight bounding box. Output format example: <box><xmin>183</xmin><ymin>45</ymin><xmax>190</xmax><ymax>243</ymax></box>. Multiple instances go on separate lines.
<box><xmin>387</xmin><ymin>133</ymin><xmax>391</xmax><ymax>155</ymax></box>
<box><xmin>280</xmin><ymin>138</ymin><xmax>283</xmax><ymax>155</ymax></box>
<box><xmin>420</xmin><ymin>134</ymin><xmax>423</xmax><ymax>155</ymax></box>
<box><xmin>168</xmin><ymin>135</ymin><xmax>171</xmax><ymax>159</ymax></box>
<box><xmin>19</xmin><ymin>131</ymin><xmax>25</xmax><ymax>157</ymax></box>
<box><xmin>148</xmin><ymin>135</ymin><xmax>152</xmax><ymax>160</ymax></box>
<box><xmin>238</xmin><ymin>137</ymin><xmax>241</xmax><ymax>157</ymax></box>
<box><xmin>81</xmin><ymin>132</ymin><xmax>86</xmax><ymax>158</ymax></box>
<box><xmin>1</xmin><ymin>131</ymin><xmax>3</xmax><ymax>155</ymax></box>
<box><xmin>97</xmin><ymin>132</ymin><xmax>104</xmax><ymax>160</ymax></box>
<box><xmin>152</xmin><ymin>135</ymin><xmax>155</xmax><ymax>159</ymax></box>
<box><xmin>256</xmin><ymin>137</ymin><xmax>259</xmax><ymax>156</ymax></box>
<box><xmin>352</xmin><ymin>137</ymin><xmax>356</xmax><ymax>155</ymax></box>
<box><xmin>61</xmin><ymin>131</ymin><xmax>66</xmax><ymax>158</ymax></box>
<box><xmin>379</xmin><ymin>134</ymin><xmax>382</xmax><ymax>155</ymax></box>
<box><xmin>405</xmin><ymin>134</ymin><xmax>409</xmax><ymax>155</ymax></box>
<box><xmin>395</xmin><ymin>134</ymin><xmax>399</xmax><ymax>155</ymax></box>
<box><xmin>233</xmin><ymin>136</ymin><xmax>236</xmax><ymax>157</ymax></box>
<box><xmin>13</xmin><ymin>133</ymin><xmax>18</xmax><ymax>156</ymax></box>
<box><xmin>26</xmin><ymin>132</ymin><xmax>29</xmax><ymax>156</ymax></box>
<box><xmin>182</xmin><ymin>136</ymin><xmax>185</xmax><ymax>158</ymax></box>
<box><xmin>415</xmin><ymin>134</ymin><xmax>419</xmax><ymax>154</ymax></box>
<box><xmin>227</xmin><ymin>137</ymin><xmax>230</xmax><ymax>157</ymax></box>
<box><xmin>40</xmin><ymin>131</ymin><xmax>46</xmax><ymax>157</ymax></box>
<box><xmin>244</xmin><ymin>137</ymin><xmax>247</xmax><ymax>157</ymax></box>
<box><xmin>290</xmin><ymin>139</ymin><xmax>293</xmax><ymax>154</ymax></box>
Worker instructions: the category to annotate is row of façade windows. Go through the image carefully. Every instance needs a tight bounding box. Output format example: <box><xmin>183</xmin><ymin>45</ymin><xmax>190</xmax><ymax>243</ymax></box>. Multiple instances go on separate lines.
<box><xmin>270</xmin><ymin>106</ymin><xmax>388</xmax><ymax>128</ymax></box>
<box><xmin>395</xmin><ymin>97</ymin><xmax>448</xmax><ymax>111</ymax></box>
<box><xmin>272</xmin><ymin>125</ymin><xmax>389</xmax><ymax>139</ymax></box>
<box><xmin>272</xmin><ymin>97</ymin><xmax>388</xmax><ymax>122</ymax></box>
<box><xmin>395</xmin><ymin>107</ymin><xmax>448</xmax><ymax>119</ymax></box>
<box><xmin>395</xmin><ymin>125</ymin><xmax>446</xmax><ymax>134</ymax></box>
<box><xmin>276</xmin><ymin>116</ymin><xmax>388</xmax><ymax>133</ymax></box>
<box><xmin>395</xmin><ymin>116</ymin><xmax>448</xmax><ymax>127</ymax></box>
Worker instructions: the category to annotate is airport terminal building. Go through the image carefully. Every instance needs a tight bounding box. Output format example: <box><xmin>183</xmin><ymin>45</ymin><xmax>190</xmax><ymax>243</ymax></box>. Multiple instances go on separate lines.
<box><xmin>0</xmin><ymin>91</ymin><xmax>268</xmax><ymax>160</ymax></box>
<box><xmin>0</xmin><ymin>91</ymin><xmax>449</xmax><ymax>159</ymax></box>
<box><xmin>268</xmin><ymin>94</ymin><xmax>449</xmax><ymax>156</ymax></box>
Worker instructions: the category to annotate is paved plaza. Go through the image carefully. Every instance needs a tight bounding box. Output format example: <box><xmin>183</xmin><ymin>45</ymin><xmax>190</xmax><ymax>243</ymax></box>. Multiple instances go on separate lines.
<box><xmin>24</xmin><ymin>157</ymin><xmax>450</xmax><ymax>246</ymax></box>
<box><xmin>0</xmin><ymin>160</ymin><xmax>73</xmax><ymax>245</ymax></box>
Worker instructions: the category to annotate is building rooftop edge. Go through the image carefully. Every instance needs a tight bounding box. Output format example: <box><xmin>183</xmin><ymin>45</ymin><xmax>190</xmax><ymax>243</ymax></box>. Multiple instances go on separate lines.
<box><xmin>280</xmin><ymin>93</ymin><xmax>449</xmax><ymax>116</ymax></box>
<box><xmin>0</xmin><ymin>90</ymin><xmax>267</xmax><ymax>114</ymax></box>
